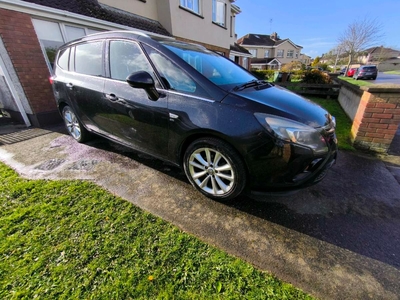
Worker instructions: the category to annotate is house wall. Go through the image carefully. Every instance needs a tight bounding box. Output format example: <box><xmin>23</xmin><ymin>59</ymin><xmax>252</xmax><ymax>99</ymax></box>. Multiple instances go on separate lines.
<box><xmin>99</xmin><ymin>0</ymin><xmax>235</xmax><ymax>53</ymax></box>
<box><xmin>246</xmin><ymin>46</ymin><xmax>272</xmax><ymax>59</ymax></box>
<box><xmin>275</xmin><ymin>41</ymin><xmax>301</xmax><ymax>64</ymax></box>
<box><xmin>98</xmin><ymin>0</ymin><xmax>159</xmax><ymax>20</ymax></box>
<box><xmin>244</xmin><ymin>42</ymin><xmax>302</xmax><ymax>66</ymax></box>
<box><xmin>377</xmin><ymin>59</ymin><xmax>400</xmax><ymax>72</ymax></box>
<box><xmin>164</xmin><ymin>0</ymin><xmax>235</xmax><ymax>52</ymax></box>
<box><xmin>0</xmin><ymin>8</ymin><xmax>59</xmax><ymax>127</ymax></box>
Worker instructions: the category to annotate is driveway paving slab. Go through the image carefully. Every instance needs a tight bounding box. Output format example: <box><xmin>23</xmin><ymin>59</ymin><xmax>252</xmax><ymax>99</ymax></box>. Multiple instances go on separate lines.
<box><xmin>0</xmin><ymin>126</ymin><xmax>400</xmax><ymax>300</ymax></box>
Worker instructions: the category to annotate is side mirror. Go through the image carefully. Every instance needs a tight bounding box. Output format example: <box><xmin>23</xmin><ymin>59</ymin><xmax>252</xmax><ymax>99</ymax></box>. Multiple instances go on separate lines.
<box><xmin>126</xmin><ymin>71</ymin><xmax>160</xmax><ymax>101</ymax></box>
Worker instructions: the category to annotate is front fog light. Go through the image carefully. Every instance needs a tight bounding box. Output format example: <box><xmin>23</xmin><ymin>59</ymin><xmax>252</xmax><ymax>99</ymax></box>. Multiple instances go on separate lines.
<box><xmin>255</xmin><ymin>113</ymin><xmax>328</xmax><ymax>154</ymax></box>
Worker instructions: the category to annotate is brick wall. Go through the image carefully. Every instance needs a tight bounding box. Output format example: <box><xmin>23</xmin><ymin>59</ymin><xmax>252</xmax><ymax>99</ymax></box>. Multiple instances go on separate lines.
<box><xmin>0</xmin><ymin>8</ymin><xmax>59</xmax><ymax>127</ymax></box>
<box><xmin>351</xmin><ymin>86</ymin><xmax>400</xmax><ymax>153</ymax></box>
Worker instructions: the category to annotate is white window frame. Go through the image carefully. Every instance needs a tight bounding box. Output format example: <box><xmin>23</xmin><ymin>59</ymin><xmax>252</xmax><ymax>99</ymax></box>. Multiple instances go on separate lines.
<box><xmin>180</xmin><ymin>0</ymin><xmax>201</xmax><ymax>14</ymax></box>
<box><xmin>295</xmin><ymin>51</ymin><xmax>299</xmax><ymax>59</ymax></box>
<box><xmin>212</xmin><ymin>0</ymin><xmax>226</xmax><ymax>27</ymax></box>
<box><xmin>32</xmin><ymin>18</ymin><xmax>102</xmax><ymax>73</ymax></box>
<box><xmin>287</xmin><ymin>50</ymin><xmax>294</xmax><ymax>58</ymax></box>
<box><xmin>242</xmin><ymin>57</ymin><xmax>248</xmax><ymax>68</ymax></box>
<box><xmin>264</xmin><ymin>50</ymin><xmax>270</xmax><ymax>58</ymax></box>
<box><xmin>249</xmin><ymin>49</ymin><xmax>257</xmax><ymax>57</ymax></box>
<box><xmin>277</xmin><ymin>49</ymin><xmax>284</xmax><ymax>58</ymax></box>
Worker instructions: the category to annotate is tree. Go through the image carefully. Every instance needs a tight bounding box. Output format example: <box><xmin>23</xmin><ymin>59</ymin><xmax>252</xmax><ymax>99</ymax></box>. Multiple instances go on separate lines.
<box><xmin>338</xmin><ymin>17</ymin><xmax>384</xmax><ymax>74</ymax></box>
<box><xmin>311</xmin><ymin>56</ymin><xmax>320</xmax><ymax>67</ymax></box>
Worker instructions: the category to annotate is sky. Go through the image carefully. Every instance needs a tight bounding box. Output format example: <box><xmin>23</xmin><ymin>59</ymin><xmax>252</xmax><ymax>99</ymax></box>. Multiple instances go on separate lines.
<box><xmin>234</xmin><ymin>0</ymin><xmax>400</xmax><ymax>58</ymax></box>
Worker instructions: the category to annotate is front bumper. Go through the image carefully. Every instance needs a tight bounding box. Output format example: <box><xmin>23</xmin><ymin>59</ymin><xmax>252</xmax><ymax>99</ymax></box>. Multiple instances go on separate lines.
<box><xmin>245</xmin><ymin>132</ymin><xmax>338</xmax><ymax>194</ymax></box>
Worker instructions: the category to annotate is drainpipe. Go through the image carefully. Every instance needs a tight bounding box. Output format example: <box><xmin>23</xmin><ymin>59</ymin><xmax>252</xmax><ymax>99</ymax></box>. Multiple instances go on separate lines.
<box><xmin>0</xmin><ymin>57</ymin><xmax>31</xmax><ymax>127</ymax></box>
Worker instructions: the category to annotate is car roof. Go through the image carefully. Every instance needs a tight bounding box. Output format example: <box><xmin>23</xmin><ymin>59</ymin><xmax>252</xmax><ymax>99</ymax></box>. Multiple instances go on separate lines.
<box><xmin>60</xmin><ymin>30</ymin><xmax>175</xmax><ymax>49</ymax></box>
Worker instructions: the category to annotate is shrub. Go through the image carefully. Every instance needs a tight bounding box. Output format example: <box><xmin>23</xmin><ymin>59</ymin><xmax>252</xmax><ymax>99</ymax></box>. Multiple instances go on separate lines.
<box><xmin>250</xmin><ymin>69</ymin><xmax>275</xmax><ymax>81</ymax></box>
<box><xmin>302</xmin><ymin>69</ymin><xmax>332</xmax><ymax>84</ymax></box>
<box><xmin>281</xmin><ymin>61</ymin><xmax>304</xmax><ymax>73</ymax></box>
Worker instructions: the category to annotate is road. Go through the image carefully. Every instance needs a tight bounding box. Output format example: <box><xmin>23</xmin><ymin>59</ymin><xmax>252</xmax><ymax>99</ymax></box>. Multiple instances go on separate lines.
<box><xmin>1</xmin><ymin>127</ymin><xmax>400</xmax><ymax>299</ymax></box>
<box><xmin>371</xmin><ymin>72</ymin><xmax>400</xmax><ymax>84</ymax></box>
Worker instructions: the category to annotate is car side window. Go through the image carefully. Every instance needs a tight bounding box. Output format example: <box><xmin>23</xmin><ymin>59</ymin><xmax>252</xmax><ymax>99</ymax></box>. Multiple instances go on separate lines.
<box><xmin>75</xmin><ymin>41</ymin><xmax>103</xmax><ymax>76</ymax></box>
<box><xmin>109</xmin><ymin>40</ymin><xmax>159</xmax><ymax>87</ymax></box>
<box><xmin>143</xmin><ymin>45</ymin><xmax>197</xmax><ymax>94</ymax></box>
<box><xmin>57</xmin><ymin>48</ymin><xmax>70</xmax><ymax>70</ymax></box>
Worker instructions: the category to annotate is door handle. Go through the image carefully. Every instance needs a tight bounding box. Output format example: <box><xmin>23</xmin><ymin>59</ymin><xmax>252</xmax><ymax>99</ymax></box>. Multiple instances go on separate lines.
<box><xmin>106</xmin><ymin>93</ymin><xmax>118</xmax><ymax>101</ymax></box>
<box><xmin>66</xmin><ymin>83</ymin><xmax>74</xmax><ymax>90</ymax></box>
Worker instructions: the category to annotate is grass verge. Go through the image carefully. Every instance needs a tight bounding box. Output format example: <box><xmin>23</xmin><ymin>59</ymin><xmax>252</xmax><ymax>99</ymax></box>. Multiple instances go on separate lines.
<box><xmin>308</xmin><ymin>97</ymin><xmax>355</xmax><ymax>151</ymax></box>
<box><xmin>0</xmin><ymin>163</ymin><xmax>313</xmax><ymax>299</ymax></box>
<box><xmin>384</xmin><ymin>71</ymin><xmax>400</xmax><ymax>75</ymax></box>
<box><xmin>338</xmin><ymin>76</ymin><xmax>372</xmax><ymax>87</ymax></box>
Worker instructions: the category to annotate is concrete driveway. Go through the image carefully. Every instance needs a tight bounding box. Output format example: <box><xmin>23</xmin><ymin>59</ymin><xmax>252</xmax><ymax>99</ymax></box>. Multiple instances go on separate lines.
<box><xmin>0</xmin><ymin>126</ymin><xmax>400</xmax><ymax>300</ymax></box>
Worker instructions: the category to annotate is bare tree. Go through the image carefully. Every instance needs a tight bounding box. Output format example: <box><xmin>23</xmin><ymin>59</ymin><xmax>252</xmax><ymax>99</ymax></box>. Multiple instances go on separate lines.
<box><xmin>338</xmin><ymin>17</ymin><xmax>384</xmax><ymax>75</ymax></box>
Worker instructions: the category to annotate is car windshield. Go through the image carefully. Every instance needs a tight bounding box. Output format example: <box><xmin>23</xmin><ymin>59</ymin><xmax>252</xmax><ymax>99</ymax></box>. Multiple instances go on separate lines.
<box><xmin>158</xmin><ymin>40</ymin><xmax>256</xmax><ymax>90</ymax></box>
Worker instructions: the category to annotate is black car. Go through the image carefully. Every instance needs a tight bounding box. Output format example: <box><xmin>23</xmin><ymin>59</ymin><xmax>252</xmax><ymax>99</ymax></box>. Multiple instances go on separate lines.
<box><xmin>51</xmin><ymin>31</ymin><xmax>337</xmax><ymax>201</ymax></box>
<box><xmin>353</xmin><ymin>65</ymin><xmax>378</xmax><ymax>80</ymax></box>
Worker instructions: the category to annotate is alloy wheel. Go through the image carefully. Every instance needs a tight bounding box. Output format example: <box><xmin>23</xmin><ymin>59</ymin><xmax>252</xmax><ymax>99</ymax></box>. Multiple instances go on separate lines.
<box><xmin>63</xmin><ymin>107</ymin><xmax>81</xmax><ymax>140</ymax></box>
<box><xmin>188</xmin><ymin>147</ymin><xmax>235</xmax><ymax>196</ymax></box>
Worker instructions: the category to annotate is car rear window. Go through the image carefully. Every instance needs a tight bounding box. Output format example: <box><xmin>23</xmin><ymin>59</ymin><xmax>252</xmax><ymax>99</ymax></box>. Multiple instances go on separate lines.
<box><xmin>57</xmin><ymin>48</ymin><xmax>70</xmax><ymax>70</ymax></box>
<box><xmin>75</xmin><ymin>42</ymin><xmax>103</xmax><ymax>76</ymax></box>
<box><xmin>363</xmin><ymin>66</ymin><xmax>377</xmax><ymax>71</ymax></box>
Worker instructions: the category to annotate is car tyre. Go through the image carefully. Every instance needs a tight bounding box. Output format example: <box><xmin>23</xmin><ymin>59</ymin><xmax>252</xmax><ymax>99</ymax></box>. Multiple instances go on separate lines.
<box><xmin>183</xmin><ymin>138</ymin><xmax>246</xmax><ymax>201</ymax></box>
<box><xmin>62</xmin><ymin>105</ymin><xmax>90</xmax><ymax>143</ymax></box>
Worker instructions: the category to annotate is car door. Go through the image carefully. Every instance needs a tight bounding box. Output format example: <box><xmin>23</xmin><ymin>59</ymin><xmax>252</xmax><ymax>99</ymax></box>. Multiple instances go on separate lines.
<box><xmin>65</xmin><ymin>41</ymin><xmax>109</xmax><ymax>135</ymax></box>
<box><xmin>103</xmin><ymin>39</ymin><xmax>169</xmax><ymax>159</ymax></box>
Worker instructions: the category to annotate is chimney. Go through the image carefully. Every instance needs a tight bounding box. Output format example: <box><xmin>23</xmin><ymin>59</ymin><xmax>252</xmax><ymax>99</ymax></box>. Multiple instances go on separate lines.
<box><xmin>271</xmin><ymin>32</ymin><xmax>278</xmax><ymax>41</ymax></box>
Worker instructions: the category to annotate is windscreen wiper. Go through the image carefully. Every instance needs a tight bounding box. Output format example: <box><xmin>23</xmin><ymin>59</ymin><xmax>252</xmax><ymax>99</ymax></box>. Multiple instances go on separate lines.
<box><xmin>233</xmin><ymin>79</ymin><xmax>271</xmax><ymax>91</ymax></box>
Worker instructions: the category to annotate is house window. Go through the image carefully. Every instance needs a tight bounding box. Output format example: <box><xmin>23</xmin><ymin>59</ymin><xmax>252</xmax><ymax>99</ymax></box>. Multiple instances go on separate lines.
<box><xmin>295</xmin><ymin>51</ymin><xmax>299</xmax><ymax>59</ymax></box>
<box><xmin>277</xmin><ymin>49</ymin><xmax>284</xmax><ymax>58</ymax></box>
<box><xmin>242</xmin><ymin>57</ymin><xmax>248</xmax><ymax>68</ymax></box>
<box><xmin>287</xmin><ymin>50</ymin><xmax>294</xmax><ymax>58</ymax></box>
<box><xmin>65</xmin><ymin>25</ymin><xmax>86</xmax><ymax>42</ymax></box>
<box><xmin>32</xmin><ymin>18</ymin><xmax>102</xmax><ymax>72</ymax></box>
<box><xmin>180</xmin><ymin>0</ymin><xmax>200</xmax><ymax>14</ymax></box>
<box><xmin>230</xmin><ymin>16</ymin><xmax>233</xmax><ymax>37</ymax></box>
<box><xmin>264</xmin><ymin>50</ymin><xmax>270</xmax><ymax>58</ymax></box>
<box><xmin>212</xmin><ymin>0</ymin><xmax>226</xmax><ymax>27</ymax></box>
<box><xmin>249</xmin><ymin>49</ymin><xmax>256</xmax><ymax>57</ymax></box>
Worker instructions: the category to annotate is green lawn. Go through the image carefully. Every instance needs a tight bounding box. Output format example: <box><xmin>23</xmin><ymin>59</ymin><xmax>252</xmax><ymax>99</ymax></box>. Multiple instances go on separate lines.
<box><xmin>337</xmin><ymin>76</ymin><xmax>372</xmax><ymax>87</ymax></box>
<box><xmin>384</xmin><ymin>70</ymin><xmax>400</xmax><ymax>75</ymax></box>
<box><xmin>0</xmin><ymin>163</ymin><xmax>313</xmax><ymax>299</ymax></box>
<box><xmin>309</xmin><ymin>97</ymin><xmax>355</xmax><ymax>151</ymax></box>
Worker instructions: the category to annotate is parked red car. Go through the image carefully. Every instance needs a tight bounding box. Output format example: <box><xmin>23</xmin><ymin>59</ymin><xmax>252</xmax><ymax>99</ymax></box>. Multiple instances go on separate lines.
<box><xmin>346</xmin><ymin>68</ymin><xmax>357</xmax><ymax>77</ymax></box>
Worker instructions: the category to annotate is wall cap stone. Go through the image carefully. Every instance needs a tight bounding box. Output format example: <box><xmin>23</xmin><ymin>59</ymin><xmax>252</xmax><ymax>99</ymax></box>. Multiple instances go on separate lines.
<box><xmin>361</xmin><ymin>84</ymin><xmax>400</xmax><ymax>93</ymax></box>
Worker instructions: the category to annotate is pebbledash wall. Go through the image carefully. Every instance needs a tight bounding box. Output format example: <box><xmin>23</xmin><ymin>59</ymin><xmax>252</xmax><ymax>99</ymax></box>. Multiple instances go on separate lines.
<box><xmin>0</xmin><ymin>8</ymin><xmax>59</xmax><ymax>127</ymax></box>
<box><xmin>338</xmin><ymin>80</ymin><xmax>400</xmax><ymax>153</ymax></box>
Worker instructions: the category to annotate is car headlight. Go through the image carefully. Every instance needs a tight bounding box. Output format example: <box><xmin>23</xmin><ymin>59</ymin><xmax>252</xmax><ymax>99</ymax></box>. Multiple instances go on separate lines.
<box><xmin>255</xmin><ymin>113</ymin><xmax>328</xmax><ymax>154</ymax></box>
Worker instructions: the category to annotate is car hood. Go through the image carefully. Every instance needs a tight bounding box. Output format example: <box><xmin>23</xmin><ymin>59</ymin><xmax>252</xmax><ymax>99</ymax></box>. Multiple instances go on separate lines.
<box><xmin>227</xmin><ymin>84</ymin><xmax>332</xmax><ymax>128</ymax></box>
